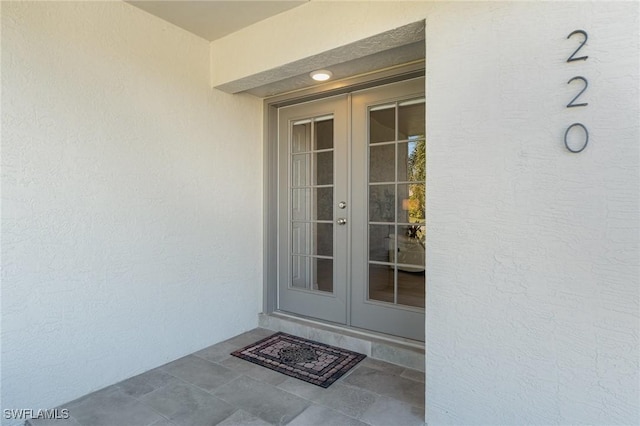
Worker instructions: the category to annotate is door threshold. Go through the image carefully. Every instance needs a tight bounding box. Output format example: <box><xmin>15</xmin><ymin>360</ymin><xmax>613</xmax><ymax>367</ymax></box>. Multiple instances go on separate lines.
<box><xmin>259</xmin><ymin>311</ymin><xmax>425</xmax><ymax>372</ymax></box>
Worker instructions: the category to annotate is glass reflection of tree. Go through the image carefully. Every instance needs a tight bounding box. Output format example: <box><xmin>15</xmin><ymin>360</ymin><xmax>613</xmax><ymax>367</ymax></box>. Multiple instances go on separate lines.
<box><xmin>408</xmin><ymin>138</ymin><xmax>425</xmax><ymax>220</ymax></box>
<box><xmin>407</xmin><ymin>138</ymin><xmax>425</xmax><ymax>241</ymax></box>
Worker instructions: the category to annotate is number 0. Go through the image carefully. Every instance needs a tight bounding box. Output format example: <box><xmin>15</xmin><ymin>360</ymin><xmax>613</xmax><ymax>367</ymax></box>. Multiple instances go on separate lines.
<box><xmin>564</xmin><ymin>123</ymin><xmax>589</xmax><ymax>153</ymax></box>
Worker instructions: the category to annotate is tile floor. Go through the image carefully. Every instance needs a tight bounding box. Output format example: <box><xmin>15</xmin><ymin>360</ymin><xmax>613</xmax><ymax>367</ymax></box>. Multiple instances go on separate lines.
<box><xmin>28</xmin><ymin>328</ymin><xmax>425</xmax><ymax>426</ymax></box>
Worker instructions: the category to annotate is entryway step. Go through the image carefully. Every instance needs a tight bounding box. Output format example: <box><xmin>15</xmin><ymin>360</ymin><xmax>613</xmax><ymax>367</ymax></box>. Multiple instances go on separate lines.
<box><xmin>259</xmin><ymin>312</ymin><xmax>425</xmax><ymax>372</ymax></box>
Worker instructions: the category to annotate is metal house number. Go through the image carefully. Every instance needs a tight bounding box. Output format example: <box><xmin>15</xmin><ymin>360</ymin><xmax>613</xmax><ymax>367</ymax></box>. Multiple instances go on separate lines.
<box><xmin>564</xmin><ymin>30</ymin><xmax>590</xmax><ymax>153</ymax></box>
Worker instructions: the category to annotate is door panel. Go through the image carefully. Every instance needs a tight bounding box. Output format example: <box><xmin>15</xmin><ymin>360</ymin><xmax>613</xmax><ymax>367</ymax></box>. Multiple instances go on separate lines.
<box><xmin>351</xmin><ymin>78</ymin><xmax>425</xmax><ymax>341</ymax></box>
<box><xmin>278</xmin><ymin>95</ymin><xmax>348</xmax><ymax>324</ymax></box>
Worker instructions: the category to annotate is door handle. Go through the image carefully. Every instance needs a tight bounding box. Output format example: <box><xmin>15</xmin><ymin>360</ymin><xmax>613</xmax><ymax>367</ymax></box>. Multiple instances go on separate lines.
<box><xmin>337</xmin><ymin>218</ymin><xmax>347</xmax><ymax>225</ymax></box>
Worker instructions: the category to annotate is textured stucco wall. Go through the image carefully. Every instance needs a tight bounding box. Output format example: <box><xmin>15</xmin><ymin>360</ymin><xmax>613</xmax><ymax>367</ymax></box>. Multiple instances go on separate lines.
<box><xmin>424</xmin><ymin>2</ymin><xmax>639</xmax><ymax>424</ymax></box>
<box><xmin>1</xmin><ymin>1</ymin><xmax>262</xmax><ymax>419</ymax></box>
<box><xmin>212</xmin><ymin>1</ymin><xmax>639</xmax><ymax>425</ymax></box>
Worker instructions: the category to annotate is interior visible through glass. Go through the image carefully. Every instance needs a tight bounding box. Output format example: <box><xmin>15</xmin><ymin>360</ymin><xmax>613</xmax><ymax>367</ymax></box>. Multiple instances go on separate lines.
<box><xmin>290</xmin><ymin>116</ymin><xmax>334</xmax><ymax>293</ymax></box>
<box><xmin>368</xmin><ymin>98</ymin><xmax>425</xmax><ymax>308</ymax></box>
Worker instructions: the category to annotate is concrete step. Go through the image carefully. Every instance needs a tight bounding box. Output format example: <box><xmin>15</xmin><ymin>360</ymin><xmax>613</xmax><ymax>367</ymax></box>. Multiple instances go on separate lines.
<box><xmin>259</xmin><ymin>312</ymin><xmax>425</xmax><ymax>372</ymax></box>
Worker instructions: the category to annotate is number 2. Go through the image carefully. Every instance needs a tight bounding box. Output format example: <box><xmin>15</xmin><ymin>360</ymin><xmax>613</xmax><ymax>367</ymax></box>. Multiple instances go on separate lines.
<box><xmin>567</xmin><ymin>76</ymin><xmax>588</xmax><ymax>108</ymax></box>
<box><xmin>567</xmin><ymin>30</ymin><xmax>588</xmax><ymax>62</ymax></box>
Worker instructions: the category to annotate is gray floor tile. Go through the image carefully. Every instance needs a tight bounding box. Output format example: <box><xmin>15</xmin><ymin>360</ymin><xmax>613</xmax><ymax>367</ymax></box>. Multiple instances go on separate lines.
<box><xmin>359</xmin><ymin>395</ymin><xmax>425</xmax><ymax>426</ymax></box>
<box><xmin>220</xmin><ymin>356</ymin><xmax>288</xmax><ymax>386</ymax></box>
<box><xmin>26</xmin><ymin>415</ymin><xmax>82</xmax><ymax>426</ymax></box>
<box><xmin>65</xmin><ymin>386</ymin><xmax>164</xmax><ymax>426</ymax></box>
<box><xmin>358</xmin><ymin>358</ymin><xmax>405</xmax><ymax>376</ymax></box>
<box><xmin>249</xmin><ymin>328</ymin><xmax>277</xmax><ymax>338</ymax></box>
<box><xmin>39</xmin><ymin>330</ymin><xmax>422</xmax><ymax>426</ymax></box>
<box><xmin>277</xmin><ymin>378</ymin><xmax>324</xmax><ymax>401</ymax></box>
<box><xmin>314</xmin><ymin>383</ymin><xmax>377</xmax><ymax>419</ymax></box>
<box><xmin>371</xmin><ymin>344</ymin><xmax>424</xmax><ymax>373</ymax></box>
<box><xmin>222</xmin><ymin>331</ymin><xmax>274</xmax><ymax>350</ymax></box>
<box><xmin>217</xmin><ymin>410</ymin><xmax>272</xmax><ymax>426</ymax></box>
<box><xmin>288</xmin><ymin>404</ymin><xmax>369</xmax><ymax>426</ymax></box>
<box><xmin>139</xmin><ymin>380</ymin><xmax>235</xmax><ymax>426</ymax></box>
<box><xmin>193</xmin><ymin>341</ymin><xmax>238</xmax><ymax>363</ymax></box>
<box><xmin>161</xmin><ymin>355</ymin><xmax>239</xmax><ymax>392</ymax></box>
<box><xmin>149</xmin><ymin>419</ymin><xmax>179</xmax><ymax>426</ymax></box>
<box><xmin>213</xmin><ymin>376</ymin><xmax>310</xmax><ymax>425</ymax></box>
<box><xmin>343</xmin><ymin>366</ymin><xmax>424</xmax><ymax>409</ymax></box>
<box><xmin>400</xmin><ymin>368</ymin><xmax>425</xmax><ymax>383</ymax></box>
<box><xmin>117</xmin><ymin>367</ymin><xmax>180</xmax><ymax>398</ymax></box>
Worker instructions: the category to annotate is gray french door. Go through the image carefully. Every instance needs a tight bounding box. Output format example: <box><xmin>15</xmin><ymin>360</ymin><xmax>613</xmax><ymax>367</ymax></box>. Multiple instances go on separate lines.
<box><xmin>278</xmin><ymin>95</ymin><xmax>349</xmax><ymax>324</ymax></box>
<box><xmin>277</xmin><ymin>79</ymin><xmax>425</xmax><ymax>341</ymax></box>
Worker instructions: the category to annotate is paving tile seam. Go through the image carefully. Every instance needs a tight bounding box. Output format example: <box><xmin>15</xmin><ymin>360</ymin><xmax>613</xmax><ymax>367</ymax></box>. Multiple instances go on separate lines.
<box><xmin>116</xmin><ymin>383</ymin><xmax>184</xmax><ymax>426</ymax></box>
<box><xmin>285</xmin><ymin>404</ymin><xmax>376</xmax><ymax>426</ymax></box>
<box><xmin>157</xmin><ymin>359</ymin><xmax>241</xmax><ymax>396</ymax></box>
<box><xmin>118</xmin><ymin>372</ymin><xmax>237</xmax><ymax>426</ymax></box>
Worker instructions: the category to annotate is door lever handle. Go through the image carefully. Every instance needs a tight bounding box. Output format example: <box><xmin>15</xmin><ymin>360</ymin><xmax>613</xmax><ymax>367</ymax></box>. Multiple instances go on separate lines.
<box><xmin>337</xmin><ymin>218</ymin><xmax>347</xmax><ymax>225</ymax></box>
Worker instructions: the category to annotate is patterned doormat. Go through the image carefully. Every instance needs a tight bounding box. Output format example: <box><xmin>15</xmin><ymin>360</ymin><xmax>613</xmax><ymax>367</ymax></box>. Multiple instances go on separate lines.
<box><xmin>231</xmin><ymin>332</ymin><xmax>366</xmax><ymax>388</ymax></box>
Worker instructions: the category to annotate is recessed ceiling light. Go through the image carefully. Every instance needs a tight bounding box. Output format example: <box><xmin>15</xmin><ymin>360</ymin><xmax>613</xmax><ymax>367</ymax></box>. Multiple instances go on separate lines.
<box><xmin>310</xmin><ymin>70</ymin><xmax>333</xmax><ymax>81</ymax></box>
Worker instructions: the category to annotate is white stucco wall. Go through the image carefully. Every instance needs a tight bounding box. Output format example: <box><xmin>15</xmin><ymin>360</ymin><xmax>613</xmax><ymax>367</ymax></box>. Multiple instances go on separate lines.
<box><xmin>212</xmin><ymin>1</ymin><xmax>639</xmax><ymax>425</ymax></box>
<box><xmin>1</xmin><ymin>1</ymin><xmax>262</xmax><ymax>420</ymax></box>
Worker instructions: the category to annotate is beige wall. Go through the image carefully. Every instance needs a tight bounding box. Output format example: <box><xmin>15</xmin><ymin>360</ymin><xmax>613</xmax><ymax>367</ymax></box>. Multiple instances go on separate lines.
<box><xmin>2</xmin><ymin>1</ymin><xmax>263</xmax><ymax>419</ymax></box>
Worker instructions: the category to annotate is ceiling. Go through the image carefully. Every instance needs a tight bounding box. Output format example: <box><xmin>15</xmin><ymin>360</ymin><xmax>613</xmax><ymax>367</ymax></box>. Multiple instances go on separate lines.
<box><xmin>127</xmin><ymin>1</ymin><xmax>308</xmax><ymax>41</ymax></box>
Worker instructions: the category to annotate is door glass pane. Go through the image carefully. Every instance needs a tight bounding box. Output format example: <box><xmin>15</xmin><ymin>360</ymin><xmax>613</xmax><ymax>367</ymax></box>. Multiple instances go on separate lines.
<box><xmin>291</xmin><ymin>223</ymin><xmax>311</xmax><ymax>255</ymax></box>
<box><xmin>397</xmin><ymin>269</ymin><xmax>425</xmax><ymax>308</ymax></box>
<box><xmin>291</xmin><ymin>255</ymin><xmax>310</xmax><ymax>289</ymax></box>
<box><xmin>398</xmin><ymin>140</ymin><xmax>425</xmax><ymax>182</ymax></box>
<box><xmin>396</xmin><ymin>225</ymin><xmax>425</xmax><ymax>267</ymax></box>
<box><xmin>314</xmin><ymin>151</ymin><xmax>333</xmax><ymax>185</ymax></box>
<box><xmin>314</xmin><ymin>187</ymin><xmax>333</xmax><ymax>221</ymax></box>
<box><xmin>369</xmin><ymin>184</ymin><xmax>395</xmax><ymax>222</ymax></box>
<box><xmin>315</xmin><ymin>258</ymin><xmax>333</xmax><ymax>293</ymax></box>
<box><xmin>370</xmin><ymin>105</ymin><xmax>395</xmax><ymax>144</ymax></box>
<box><xmin>291</xmin><ymin>223</ymin><xmax>336</xmax><ymax>257</ymax></box>
<box><xmin>397</xmin><ymin>183</ymin><xmax>425</xmax><ymax>223</ymax></box>
<box><xmin>368</xmin><ymin>264</ymin><xmax>394</xmax><ymax>303</ymax></box>
<box><xmin>369</xmin><ymin>224</ymin><xmax>394</xmax><ymax>263</ymax></box>
<box><xmin>291</xmin><ymin>153</ymin><xmax>310</xmax><ymax>186</ymax></box>
<box><xmin>292</xmin><ymin>121</ymin><xmax>311</xmax><ymax>153</ymax></box>
<box><xmin>398</xmin><ymin>99</ymin><xmax>425</xmax><ymax>140</ymax></box>
<box><xmin>291</xmin><ymin>188</ymin><xmax>311</xmax><ymax>221</ymax></box>
<box><xmin>315</xmin><ymin>223</ymin><xmax>333</xmax><ymax>257</ymax></box>
<box><xmin>369</xmin><ymin>144</ymin><xmax>395</xmax><ymax>183</ymax></box>
<box><xmin>291</xmin><ymin>256</ymin><xmax>334</xmax><ymax>293</ymax></box>
<box><xmin>315</xmin><ymin>117</ymin><xmax>334</xmax><ymax>150</ymax></box>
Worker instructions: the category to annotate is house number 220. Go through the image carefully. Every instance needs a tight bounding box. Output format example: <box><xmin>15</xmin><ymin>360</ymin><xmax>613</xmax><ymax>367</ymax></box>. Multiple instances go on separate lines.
<box><xmin>564</xmin><ymin>30</ymin><xmax>589</xmax><ymax>153</ymax></box>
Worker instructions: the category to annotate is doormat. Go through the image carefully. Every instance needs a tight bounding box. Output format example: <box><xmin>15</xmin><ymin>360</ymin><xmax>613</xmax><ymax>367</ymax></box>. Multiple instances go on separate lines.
<box><xmin>231</xmin><ymin>332</ymin><xmax>366</xmax><ymax>388</ymax></box>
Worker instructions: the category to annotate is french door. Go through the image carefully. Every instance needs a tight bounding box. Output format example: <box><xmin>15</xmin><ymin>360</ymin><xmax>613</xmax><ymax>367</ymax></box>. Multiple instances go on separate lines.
<box><xmin>277</xmin><ymin>78</ymin><xmax>425</xmax><ymax>341</ymax></box>
<box><xmin>277</xmin><ymin>94</ymin><xmax>349</xmax><ymax>324</ymax></box>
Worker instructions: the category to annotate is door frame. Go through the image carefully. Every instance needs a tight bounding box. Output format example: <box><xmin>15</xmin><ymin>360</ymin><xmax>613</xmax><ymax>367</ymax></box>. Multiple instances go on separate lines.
<box><xmin>263</xmin><ymin>61</ymin><xmax>426</xmax><ymax>321</ymax></box>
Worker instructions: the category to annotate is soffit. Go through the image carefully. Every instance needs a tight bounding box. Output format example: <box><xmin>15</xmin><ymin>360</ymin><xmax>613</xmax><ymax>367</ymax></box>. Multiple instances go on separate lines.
<box><xmin>218</xmin><ymin>21</ymin><xmax>426</xmax><ymax>96</ymax></box>
<box><xmin>126</xmin><ymin>1</ymin><xmax>307</xmax><ymax>41</ymax></box>
<box><xmin>246</xmin><ymin>41</ymin><xmax>425</xmax><ymax>97</ymax></box>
